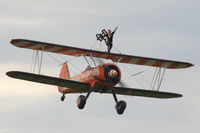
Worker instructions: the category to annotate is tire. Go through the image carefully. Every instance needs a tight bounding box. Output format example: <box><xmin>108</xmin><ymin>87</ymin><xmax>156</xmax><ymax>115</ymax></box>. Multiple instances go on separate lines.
<box><xmin>77</xmin><ymin>95</ymin><xmax>87</xmax><ymax>109</ymax></box>
<box><xmin>115</xmin><ymin>100</ymin><xmax>127</xmax><ymax>115</ymax></box>
<box><xmin>61</xmin><ymin>95</ymin><xmax>65</xmax><ymax>101</ymax></box>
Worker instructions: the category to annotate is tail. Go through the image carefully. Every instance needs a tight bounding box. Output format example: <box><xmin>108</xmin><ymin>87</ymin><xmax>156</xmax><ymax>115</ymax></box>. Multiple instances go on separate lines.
<box><xmin>58</xmin><ymin>62</ymin><xmax>70</xmax><ymax>93</ymax></box>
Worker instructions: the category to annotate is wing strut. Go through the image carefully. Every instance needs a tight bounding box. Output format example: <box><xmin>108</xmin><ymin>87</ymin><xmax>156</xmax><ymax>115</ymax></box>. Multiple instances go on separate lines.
<box><xmin>150</xmin><ymin>67</ymin><xmax>166</xmax><ymax>91</ymax></box>
<box><xmin>31</xmin><ymin>49</ymin><xmax>44</xmax><ymax>74</ymax></box>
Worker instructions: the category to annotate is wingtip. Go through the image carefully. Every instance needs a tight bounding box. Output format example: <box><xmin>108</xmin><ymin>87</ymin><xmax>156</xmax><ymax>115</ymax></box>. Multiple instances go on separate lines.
<box><xmin>177</xmin><ymin>93</ymin><xmax>183</xmax><ymax>98</ymax></box>
<box><xmin>178</xmin><ymin>62</ymin><xmax>194</xmax><ymax>69</ymax></box>
<box><xmin>191</xmin><ymin>63</ymin><xmax>195</xmax><ymax>67</ymax></box>
<box><xmin>185</xmin><ymin>63</ymin><xmax>194</xmax><ymax>69</ymax></box>
<box><xmin>6</xmin><ymin>71</ymin><xmax>20</xmax><ymax>78</ymax></box>
<box><xmin>10</xmin><ymin>39</ymin><xmax>21</xmax><ymax>44</ymax></box>
<box><xmin>6</xmin><ymin>71</ymin><xmax>14</xmax><ymax>77</ymax></box>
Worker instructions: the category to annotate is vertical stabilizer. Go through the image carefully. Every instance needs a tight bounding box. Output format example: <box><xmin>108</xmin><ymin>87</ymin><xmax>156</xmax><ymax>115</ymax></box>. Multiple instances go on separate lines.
<box><xmin>59</xmin><ymin>63</ymin><xmax>70</xmax><ymax>79</ymax></box>
<box><xmin>58</xmin><ymin>62</ymin><xmax>70</xmax><ymax>93</ymax></box>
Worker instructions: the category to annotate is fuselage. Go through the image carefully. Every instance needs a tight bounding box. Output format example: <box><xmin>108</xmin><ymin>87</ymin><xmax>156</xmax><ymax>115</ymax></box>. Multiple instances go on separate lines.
<box><xmin>61</xmin><ymin>63</ymin><xmax>121</xmax><ymax>93</ymax></box>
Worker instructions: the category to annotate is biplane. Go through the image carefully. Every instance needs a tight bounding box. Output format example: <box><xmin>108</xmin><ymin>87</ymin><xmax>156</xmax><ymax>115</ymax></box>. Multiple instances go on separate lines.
<box><xmin>6</xmin><ymin>30</ymin><xmax>193</xmax><ymax>115</ymax></box>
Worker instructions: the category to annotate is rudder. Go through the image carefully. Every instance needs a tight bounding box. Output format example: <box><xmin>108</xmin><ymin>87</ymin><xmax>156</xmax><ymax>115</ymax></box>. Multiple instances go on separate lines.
<box><xmin>58</xmin><ymin>62</ymin><xmax>70</xmax><ymax>93</ymax></box>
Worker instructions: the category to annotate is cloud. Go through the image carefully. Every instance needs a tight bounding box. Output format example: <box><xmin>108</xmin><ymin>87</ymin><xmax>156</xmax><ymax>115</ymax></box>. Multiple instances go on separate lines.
<box><xmin>0</xmin><ymin>18</ymin><xmax>45</xmax><ymax>27</ymax></box>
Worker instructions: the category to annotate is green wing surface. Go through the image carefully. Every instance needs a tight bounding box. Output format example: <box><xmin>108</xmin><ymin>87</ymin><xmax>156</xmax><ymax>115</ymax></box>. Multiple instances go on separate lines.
<box><xmin>106</xmin><ymin>87</ymin><xmax>182</xmax><ymax>98</ymax></box>
<box><xmin>6</xmin><ymin>71</ymin><xmax>90</xmax><ymax>93</ymax></box>
<box><xmin>6</xmin><ymin>71</ymin><xmax>182</xmax><ymax>98</ymax></box>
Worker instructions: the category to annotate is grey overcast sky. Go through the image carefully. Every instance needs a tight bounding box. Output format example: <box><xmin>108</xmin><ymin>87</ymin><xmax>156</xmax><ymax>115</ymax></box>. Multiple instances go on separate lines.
<box><xmin>0</xmin><ymin>0</ymin><xmax>199</xmax><ymax>133</ymax></box>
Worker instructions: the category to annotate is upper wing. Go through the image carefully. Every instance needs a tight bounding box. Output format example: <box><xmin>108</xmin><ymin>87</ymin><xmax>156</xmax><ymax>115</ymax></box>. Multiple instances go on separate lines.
<box><xmin>105</xmin><ymin>86</ymin><xmax>182</xmax><ymax>98</ymax></box>
<box><xmin>10</xmin><ymin>39</ymin><xmax>193</xmax><ymax>69</ymax></box>
<box><xmin>6</xmin><ymin>71</ymin><xmax>90</xmax><ymax>93</ymax></box>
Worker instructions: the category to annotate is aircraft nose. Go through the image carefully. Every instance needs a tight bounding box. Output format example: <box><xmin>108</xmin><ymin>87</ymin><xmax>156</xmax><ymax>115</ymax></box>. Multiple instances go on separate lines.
<box><xmin>108</xmin><ymin>69</ymin><xmax>118</xmax><ymax>78</ymax></box>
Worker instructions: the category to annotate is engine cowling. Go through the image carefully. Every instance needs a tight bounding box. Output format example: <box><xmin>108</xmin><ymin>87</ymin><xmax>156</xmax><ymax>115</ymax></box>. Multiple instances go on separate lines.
<box><xmin>96</xmin><ymin>63</ymin><xmax>121</xmax><ymax>86</ymax></box>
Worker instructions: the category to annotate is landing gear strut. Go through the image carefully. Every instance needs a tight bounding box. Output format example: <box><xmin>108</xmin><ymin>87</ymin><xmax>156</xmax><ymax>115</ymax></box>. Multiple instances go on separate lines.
<box><xmin>112</xmin><ymin>89</ymin><xmax>127</xmax><ymax>115</ymax></box>
<box><xmin>76</xmin><ymin>90</ymin><xmax>92</xmax><ymax>109</ymax></box>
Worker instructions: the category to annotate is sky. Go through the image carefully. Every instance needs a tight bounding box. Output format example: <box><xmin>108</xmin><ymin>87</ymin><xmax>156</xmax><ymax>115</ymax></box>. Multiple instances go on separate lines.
<box><xmin>0</xmin><ymin>0</ymin><xmax>200</xmax><ymax>132</ymax></box>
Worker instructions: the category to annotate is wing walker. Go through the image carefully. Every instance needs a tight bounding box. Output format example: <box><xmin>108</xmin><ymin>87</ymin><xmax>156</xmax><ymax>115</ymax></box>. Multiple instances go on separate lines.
<box><xmin>6</xmin><ymin>28</ymin><xmax>193</xmax><ymax>115</ymax></box>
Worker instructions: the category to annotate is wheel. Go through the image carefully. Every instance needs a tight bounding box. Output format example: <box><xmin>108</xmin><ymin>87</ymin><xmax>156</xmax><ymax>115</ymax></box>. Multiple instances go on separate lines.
<box><xmin>61</xmin><ymin>94</ymin><xmax>65</xmax><ymax>101</ymax></box>
<box><xmin>115</xmin><ymin>100</ymin><xmax>127</xmax><ymax>115</ymax></box>
<box><xmin>77</xmin><ymin>95</ymin><xmax>87</xmax><ymax>109</ymax></box>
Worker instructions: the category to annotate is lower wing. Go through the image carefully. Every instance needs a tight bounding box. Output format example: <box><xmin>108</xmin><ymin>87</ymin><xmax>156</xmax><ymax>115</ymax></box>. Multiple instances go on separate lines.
<box><xmin>6</xmin><ymin>71</ymin><xmax>182</xmax><ymax>98</ymax></box>
<box><xmin>6</xmin><ymin>71</ymin><xmax>90</xmax><ymax>93</ymax></box>
<box><xmin>106</xmin><ymin>87</ymin><xmax>182</xmax><ymax>98</ymax></box>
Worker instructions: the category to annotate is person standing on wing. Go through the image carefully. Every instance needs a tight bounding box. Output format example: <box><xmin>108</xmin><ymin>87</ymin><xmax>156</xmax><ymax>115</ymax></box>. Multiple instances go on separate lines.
<box><xmin>106</xmin><ymin>26</ymin><xmax>118</xmax><ymax>53</ymax></box>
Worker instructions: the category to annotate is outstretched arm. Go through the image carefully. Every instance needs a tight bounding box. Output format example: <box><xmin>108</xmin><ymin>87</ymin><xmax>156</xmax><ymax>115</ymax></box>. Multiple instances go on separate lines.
<box><xmin>113</xmin><ymin>26</ymin><xmax>118</xmax><ymax>34</ymax></box>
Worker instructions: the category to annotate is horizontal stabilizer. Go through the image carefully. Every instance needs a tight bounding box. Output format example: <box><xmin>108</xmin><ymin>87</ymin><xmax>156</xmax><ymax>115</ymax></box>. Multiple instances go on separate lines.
<box><xmin>6</xmin><ymin>71</ymin><xmax>90</xmax><ymax>93</ymax></box>
<box><xmin>106</xmin><ymin>87</ymin><xmax>182</xmax><ymax>98</ymax></box>
<box><xmin>10</xmin><ymin>39</ymin><xmax>193</xmax><ymax>69</ymax></box>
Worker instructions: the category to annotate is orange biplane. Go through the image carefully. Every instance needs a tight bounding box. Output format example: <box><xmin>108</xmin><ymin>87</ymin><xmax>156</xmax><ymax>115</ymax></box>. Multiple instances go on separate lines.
<box><xmin>6</xmin><ymin>31</ymin><xmax>193</xmax><ymax>114</ymax></box>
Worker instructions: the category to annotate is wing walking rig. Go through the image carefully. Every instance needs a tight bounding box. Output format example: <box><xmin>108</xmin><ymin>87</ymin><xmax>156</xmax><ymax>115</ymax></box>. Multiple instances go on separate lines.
<box><xmin>6</xmin><ymin>32</ymin><xmax>193</xmax><ymax>115</ymax></box>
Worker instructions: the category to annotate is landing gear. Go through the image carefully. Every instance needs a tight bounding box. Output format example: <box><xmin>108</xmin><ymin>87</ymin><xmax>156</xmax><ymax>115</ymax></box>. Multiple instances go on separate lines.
<box><xmin>62</xmin><ymin>88</ymin><xmax>126</xmax><ymax>114</ymax></box>
<box><xmin>77</xmin><ymin>95</ymin><xmax>87</xmax><ymax>109</ymax></box>
<box><xmin>61</xmin><ymin>94</ymin><xmax>65</xmax><ymax>101</ymax></box>
<box><xmin>115</xmin><ymin>100</ymin><xmax>127</xmax><ymax>114</ymax></box>
<box><xmin>76</xmin><ymin>90</ymin><xmax>92</xmax><ymax>109</ymax></box>
<box><xmin>112</xmin><ymin>89</ymin><xmax>127</xmax><ymax>115</ymax></box>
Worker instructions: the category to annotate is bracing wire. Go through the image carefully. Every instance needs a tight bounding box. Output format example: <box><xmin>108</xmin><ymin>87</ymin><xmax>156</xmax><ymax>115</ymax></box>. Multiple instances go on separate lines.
<box><xmin>39</xmin><ymin>52</ymin><xmax>82</xmax><ymax>75</ymax></box>
<box><xmin>33</xmin><ymin>51</ymin><xmax>38</xmax><ymax>73</ymax></box>
<box><xmin>38</xmin><ymin>49</ymin><xmax>44</xmax><ymax>74</ymax></box>
<box><xmin>111</xmin><ymin>47</ymin><xmax>151</xmax><ymax>89</ymax></box>
<box><xmin>112</xmin><ymin>46</ymin><xmax>122</xmax><ymax>54</ymax></box>
<box><xmin>57</xmin><ymin>54</ymin><xmax>68</xmax><ymax>62</ymax></box>
<box><xmin>157</xmin><ymin>68</ymin><xmax>166</xmax><ymax>91</ymax></box>
<box><xmin>149</xmin><ymin>67</ymin><xmax>166</xmax><ymax>91</ymax></box>
<box><xmin>152</xmin><ymin>67</ymin><xmax>161</xmax><ymax>90</ymax></box>
<box><xmin>83</xmin><ymin>56</ymin><xmax>92</xmax><ymax>67</ymax></box>
<box><xmin>90</xmin><ymin>40</ymin><xmax>98</xmax><ymax>50</ymax></box>
<box><xmin>37</xmin><ymin>51</ymin><xmax>40</xmax><ymax>73</ymax></box>
<box><xmin>131</xmin><ymin>65</ymin><xmax>151</xmax><ymax>86</ymax></box>
<box><xmin>45</xmin><ymin>52</ymin><xmax>62</xmax><ymax>64</ymax></box>
<box><xmin>127</xmin><ymin>65</ymin><xmax>151</xmax><ymax>88</ymax></box>
<box><xmin>30</xmin><ymin>50</ymin><xmax>35</xmax><ymax>72</ymax></box>
<box><xmin>120</xmin><ymin>64</ymin><xmax>147</xmax><ymax>89</ymax></box>
<box><xmin>150</xmin><ymin>68</ymin><xmax>158</xmax><ymax>90</ymax></box>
